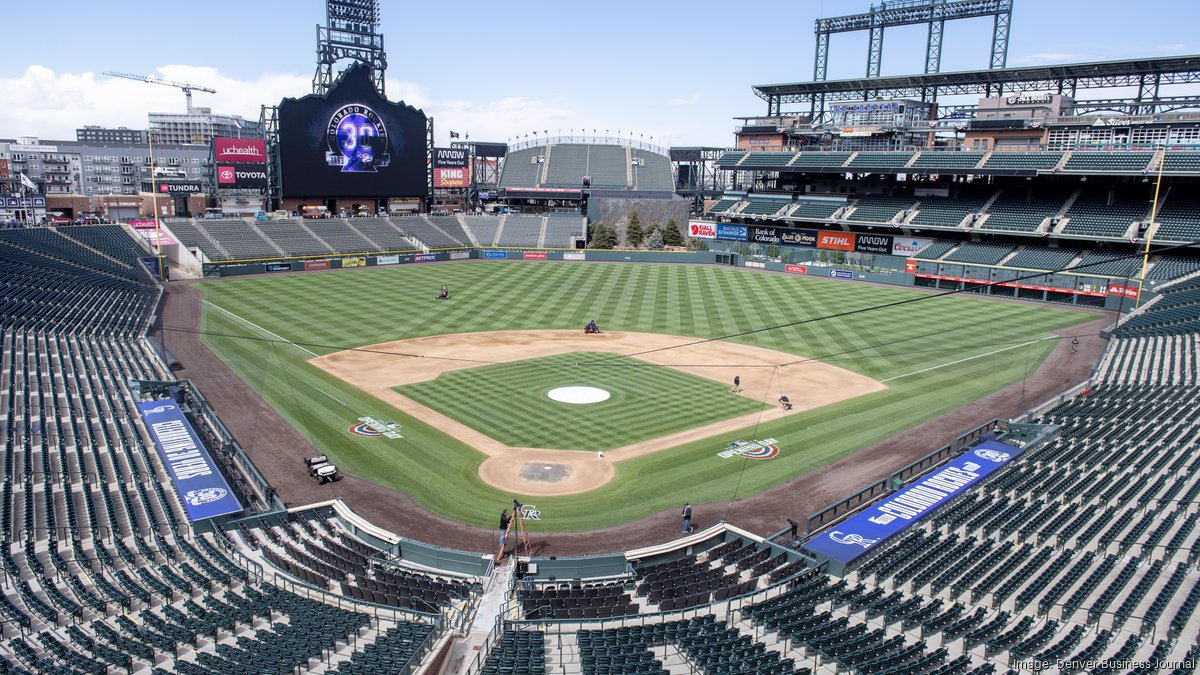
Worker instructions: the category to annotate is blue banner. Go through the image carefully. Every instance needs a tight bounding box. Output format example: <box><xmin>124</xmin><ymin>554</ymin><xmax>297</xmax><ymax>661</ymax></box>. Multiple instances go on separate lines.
<box><xmin>804</xmin><ymin>440</ymin><xmax>1025</xmax><ymax>565</ymax></box>
<box><xmin>716</xmin><ymin>224</ymin><xmax>747</xmax><ymax>241</ymax></box>
<box><xmin>137</xmin><ymin>400</ymin><xmax>243</xmax><ymax>521</ymax></box>
<box><xmin>829</xmin><ymin>269</ymin><xmax>854</xmax><ymax>279</ymax></box>
<box><xmin>483</xmin><ymin>250</ymin><xmax>508</xmax><ymax>259</ymax></box>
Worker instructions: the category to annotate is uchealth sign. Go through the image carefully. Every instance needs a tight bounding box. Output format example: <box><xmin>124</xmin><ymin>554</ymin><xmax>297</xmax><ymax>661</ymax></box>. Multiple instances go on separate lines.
<box><xmin>214</xmin><ymin>138</ymin><xmax>266</xmax><ymax>164</ymax></box>
<box><xmin>688</xmin><ymin>221</ymin><xmax>716</xmax><ymax>239</ymax></box>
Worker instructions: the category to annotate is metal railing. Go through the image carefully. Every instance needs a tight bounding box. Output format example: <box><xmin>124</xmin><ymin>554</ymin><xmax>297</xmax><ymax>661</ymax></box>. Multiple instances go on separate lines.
<box><xmin>507</xmin><ymin>134</ymin><xmax>669</xmax><ymax>156</ymax></box>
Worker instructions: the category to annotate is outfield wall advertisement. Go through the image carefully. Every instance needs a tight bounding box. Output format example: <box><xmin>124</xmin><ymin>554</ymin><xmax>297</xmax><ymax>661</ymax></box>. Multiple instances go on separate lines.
<box><xmin>137</xmin><ymin>401</ymin><xmax>242</xmax><ymax>521</ymax></box>
<box><xmin>432</xmin><ymin>147</ymin><xmax>470</xmax><ymax>189</ymax></box>
<box><xmin>804</xmin><ymin>440</ymin><xmax>1025</xmax><ymax>565</ymax></box>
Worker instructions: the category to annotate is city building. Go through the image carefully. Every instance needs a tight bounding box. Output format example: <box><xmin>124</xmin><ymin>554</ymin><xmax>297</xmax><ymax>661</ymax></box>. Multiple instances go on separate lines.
<box><xmin>148</xmin><ymin>108</ymin><xmax>261</xmax><ymax>145</ymax></box>
<box><xmin>76</xmin><ymin>125</ymin><xmax>148</xmax><ymax>144</ymax></box>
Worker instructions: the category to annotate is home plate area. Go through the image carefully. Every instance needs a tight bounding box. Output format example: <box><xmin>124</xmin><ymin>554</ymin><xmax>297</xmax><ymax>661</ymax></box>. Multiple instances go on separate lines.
<box><xmin>519</xmin><ymin>463</ymin><xmax>572</xmax><ymax>483</ymax></box>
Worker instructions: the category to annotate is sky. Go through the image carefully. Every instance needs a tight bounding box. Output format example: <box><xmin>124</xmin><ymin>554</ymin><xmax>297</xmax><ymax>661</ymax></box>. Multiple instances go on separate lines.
<box><xmin>2</xmin><ymin>0</ymin><xmax>1199</xmax><ymax>147</ymax></box>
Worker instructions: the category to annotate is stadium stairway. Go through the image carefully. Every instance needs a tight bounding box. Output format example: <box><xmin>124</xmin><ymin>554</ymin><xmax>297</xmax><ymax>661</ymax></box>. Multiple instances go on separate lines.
<box><xmin>457</xmin><ymin>215</ymin><xmax>481</xmax><ymax>247</ymax></box>
<box><xmin>491</xmin><ymin>217</ymin><xmax>507</xmax><ymax>248</ymax></box>
<box><xmin>537</xmin><ymin>216</ymin><xmax>549</xmax><ymax>248</ymax></box>
<box><xmin>246</xmin><ymin>221</ymin><xmax>288</xmax><ymax>257</ymax></box>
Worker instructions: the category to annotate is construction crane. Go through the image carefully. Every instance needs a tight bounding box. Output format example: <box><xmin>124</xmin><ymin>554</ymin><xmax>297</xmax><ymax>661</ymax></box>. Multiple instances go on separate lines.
<box><xmin>103</xmin><ymin>71</ymin><xmax>216</xmax><ymax>113</ymax></box>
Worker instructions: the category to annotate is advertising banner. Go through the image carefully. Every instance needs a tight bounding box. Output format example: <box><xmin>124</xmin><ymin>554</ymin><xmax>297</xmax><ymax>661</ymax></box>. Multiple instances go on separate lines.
<box><xmin>158</xmin><ymin>182</ymin><xmax>203</xmax><ymax>195</ymax></box>
<box><xmin>523</xmin><ymin>251</ymin><xmax>548</xmax><ymax>260</ymax></box>
<box><xmin>892</xmin><ymin>237</ymin><xmax>932</xmax><ymax>257</ymax></box>
<box><xmin>785</xmin><ymin>264</ymin><xmax>807</xmax><ymax>274</ymax></box>
<box><xmin>748</xmin><ymin>226</ymin><xmax>781</xmax><ymax>244</ymax></box>
<box><xmin>277</xmin><ymin>64</ymin><xmax>428</xmax><ymax>198</ymax></box>
<box><xmin>217</xmin><ymin>164</ymin><xmax>268</xmax><ymax>189</ymax></box>
<box><xmin>341</xmin><ymin>257</ymin><xmax>366</xmax><ymax>268</ymax></box>
<box><xmin>414</xmin><ymin>253</ymin><xmax>436</xmax><ymax>262</ymax></box>
<box><xmin>1107</xmin><ymin>283</ymin><xmax>1139</xmax><ymax>299</ymax></box>
<box><xmin>780</xmin><ymin>228</ymin><xmax>817</xmax><ymax>248</ymax></box>
<box><xmin>449</xmin><ymin>251</ymin><xmax>470</xmax><ymax>260</ymax></box>
<box><xmin>432</xmin><ymin>148</ymin><xmax>470</xmax><ymax>189</ymax></box>
<box><xmin>483</xmin><ymin>250</ymin><xmax>508</xmax><ymax>259</ymax></box>
<box><xmin>137</xmin><ymin>400</ymin><xmax>243</xmax><ymax>521</ymax></box>
<box><xmin>266</xmin><ymin>262</ymin><xmax>292</xmax><ymax>272</ymax></box>
<box><xmin>563</xmin><ymin>252</ymin><xmax>586</xmax><ymax>261</ymax></box>
<box><xmin>377</xmin><ymin>254</ymin><xmax>400</xmax><ymax>265</ymax></box>
<box><xmin>817</xmin><ymin>231</ymin><xmax>856</xmax><ymax>251</ymax></box>
<box><xmin>853</xmin><ymin>234</ymin><xmax>893</xmax><ymax>254</ymax></box>
<box><xmin>716</xmin><ymin>224</ymin><xmax>747</xmax><ymax>241</ymax></box>
<box><xmin>688</xmin><ymin>221</ymin><xmax>716</xmax><ymax>239</ymax></box>
<box><xmin>214</xmin><ymin>138</ymin><xmax>266</xmax><ymax>164</ymax></box>
<box><xmin>804</xmin><ymin>440</ymin><xmax>1025</xmax><ymax>565</ymax></box>
<box><xmin>829</xmin><ymin>270</ymin><xmax>854</xmax><ymax>279</ymax></box>
<box><xmin>905</xmin><ymin>259</ymin><xmax>918</xmax><ymax>274</ymax></box>
<box><xmin>305</xmin><ymin>260</ymin><xmax>331</xmax><ymax>271</ymax></box>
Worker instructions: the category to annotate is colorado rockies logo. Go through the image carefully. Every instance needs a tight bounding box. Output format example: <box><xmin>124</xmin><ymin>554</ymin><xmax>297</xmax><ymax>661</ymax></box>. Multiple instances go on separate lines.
<box><xmin>184</xmin><ymin>487</ymin><xmax>227</xmax><ymax>506</ymax></box>
<box><xmin>326</xmin><ymin>104</ymin><xmax>390</xmax><ymax>173</ymax></box>
<box><xmin>347</xmin><ymin>416</ymin><xmax>403</xmax><ymax>439</ymax></box>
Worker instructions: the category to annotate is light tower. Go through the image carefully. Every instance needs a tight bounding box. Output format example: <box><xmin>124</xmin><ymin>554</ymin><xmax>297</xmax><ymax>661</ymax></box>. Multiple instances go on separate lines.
<box><xmin>313</xmin><ymin>0</ymin><xmax>387</xmax><ymax>96</ymax></box>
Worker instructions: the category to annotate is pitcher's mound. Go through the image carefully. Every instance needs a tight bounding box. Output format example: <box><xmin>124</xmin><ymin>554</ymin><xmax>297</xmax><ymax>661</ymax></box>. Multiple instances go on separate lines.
<box><xmin>519</xmin><ymin>463</ymin><xmax>572</xmax><ymax>483</ymax></box>
<box><xmin>547</xmin><ymin>386</ymin><xmax>611</xmax><ymax>404</ymax></box>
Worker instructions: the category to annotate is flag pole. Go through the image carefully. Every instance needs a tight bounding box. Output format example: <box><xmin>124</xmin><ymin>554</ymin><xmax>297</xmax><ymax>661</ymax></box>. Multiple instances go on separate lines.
<box><xmin>1135</xmin><ymin>148</ymin><xmax>1166</xmax><ymax>309</ymax></box>
<box><xmin>148</xmin><ymin>129</ymin><xmax>164</xmax><ymax>279</ymax></box>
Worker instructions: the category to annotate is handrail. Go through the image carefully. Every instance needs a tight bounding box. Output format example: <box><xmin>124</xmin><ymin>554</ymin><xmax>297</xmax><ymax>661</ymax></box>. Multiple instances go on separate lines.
<box><xmin>506</xmin><ymin>134</ymin><xmax>669</xmax><ymax>156</ymax></box>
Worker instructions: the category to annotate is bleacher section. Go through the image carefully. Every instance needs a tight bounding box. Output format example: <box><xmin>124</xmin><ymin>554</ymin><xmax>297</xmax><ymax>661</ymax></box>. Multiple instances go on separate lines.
<box><xmin>631</xmin><ymin>149</ymin><xmax>674</xmax><ymax>190</ymax></box>
<box><xmin>791</xmin><ymin>151</ymin><xmax>852</xmax><ymax>168</ymax></box>
<box><xmin>911</xmin><ymin>193</ymin><xmax>992</xmax><ymax>227</ymax></box>
<box><xmin>303</xmin><ymin>218</ymin><xmax>379</xmax><ymax>254</ymax></box>
<box><xmin>981</xmin><ymin>151</ymin><xmax>1062</xmax><ymax>170</ymax></box>
<box><xmin>254</xmin><ymin>219</ymin><xmax>333</xmax><ymax>257</ymax></box>
<box><xmin>497</xmin><ymin>143</ymin><xmax>672</xmax><ymax>192</ymax></box>
<box><xmin>981</xmin><ymin>190</ymin><xmax>1066</xmax><ymax>232</ymax></box>
<box><xmin>164</xmin><ymin>219</ymin><xmax>228</xmax><ymax>260</ymax></box>
<box><xmin>740</xmin><ymin>194</ymin><xmax>792</xmax><ymax>217</ymax></box>
<box><xmin>0</xmin><ymin>228</ymin><xmax>445</xmax><ymax>672</ymax></box>
<box><xmin>943</xmin><ymin>241</ymin><xmax>1015</xmax><ymax>265</ymax></box>
<box><xmin>1062</xmin><ymin>151</ymin><xmax>1154</xmax><ymax>172</ymax></box>
<box><xmin>1148</xmin><ymin>256</ymin><xmax>1200</xmax><ymax>281</ymax></box>
<box><xmin>1004</xmin><ymin>247</ymin><xmax>1080</xmax><ymax>271</ymax></box>
<box><xmin>785</xmin><ymin>197</ymin><xmax>843</xmax><ymax>221</ymax></box>
<box><xmin>57</xmin><ymin>225</ymin><xmax>149</xmax><ymax>268</ymax></box>
<box><xmin>706</xmin><ymin>195</ymin><xmax>742</xmax><ymax>216</ymax></box>
<box><xmin>497</xmin><ymin>215</ymin><xmax>543</xmax><ymax>248</ymax></box>
<box><xmin>844</xmin><ymin>195</ymin><xmax>916</xmax><ymax>223</ymax></box>
<box><xmin>345</xmin><ymin>217</ymin><xmax>418</xmax><ymax>251</ymax></box>
<box><xmin>911</xmin><ymin>151</ymin><xmax>984</xmax><ymax>170</ymax></box>
<box><xmin>714</xmin><ymin>150</ymin><xmax>746</xmax><ymax>167</ymax></box>
<box><xmin>913</xmin><ymin>239</ymin><xmax>958</xmax><ymax>259</ymax></box>
<box><xmin>847</xmin><ymin>151</ymin><xmax>912</xmax><ymax>169</ymax></box>
<box><xmin>1074</xmin><ymin>251</ymin><xmax>1144</xmax><ymax>277</ymax></box>
<box><xmin>1161</xmin><ymin>152</ymin><xmax>1200</xmax><ymax>173</ymax></box>
<box><xmin>1154</xmin><ymin>193</ymin><xmax>1200</xmax><ymax>242</ymax></box>
<box><xmin>543</xmin><ymin>212</ymin><xmax>583</xmax><ymax>248</ymax></box>
<box><xmin>1116</xmin><ymin>275</ymin><xmax>1200</xmax><ymax>336</ymax></box>
<box><xmin>389</xmin><ymin>216</ymin><xmax>460</xmax><ymax>249</ymax></box>
<box><xmin>462</xmin><ymin>215</ymin><xmax>501</xmax><ymax>247</ymax></box>
<box><xmin>738</xmin><ymin>152</ymin><xmax>798</xmax><ymax>170</ymax></box>
<box><xmin>498</xmin><ymin>146</ymin><xmax>544</xmax><ymax>188</ymax></box>
<box><xmin>427</xmin><ymin>215</ymin><xmax>472</xmax><ymax>246</ymax></box>
<box><xmin>1061</xmin><ymin>190</ymin><xmax>1149</xmax><ymax>238</ymax></box>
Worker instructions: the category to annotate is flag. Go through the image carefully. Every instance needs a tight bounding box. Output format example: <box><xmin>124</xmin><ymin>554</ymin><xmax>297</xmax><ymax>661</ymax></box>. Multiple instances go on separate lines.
<box><xmin>449</xmin><ymin>131</ymin><xmax>460</xmax><ymax>139</ymax></box>
<box><xmin>232</xmin><ymin>118</ymin><xmax>244</xmax><ymax>129</ymax></box>
<box><xmin>18</xmin><ymin>173</ymin><xmax>37</xmax><ymax>191</ymax></box>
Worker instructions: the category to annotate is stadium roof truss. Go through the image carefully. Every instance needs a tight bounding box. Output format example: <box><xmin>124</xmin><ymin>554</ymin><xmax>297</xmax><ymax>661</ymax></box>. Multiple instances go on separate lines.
<box><xmin>755</xmin><ymin>55</ymin><xmax>1200</xmax><ymax>119</ymax></box>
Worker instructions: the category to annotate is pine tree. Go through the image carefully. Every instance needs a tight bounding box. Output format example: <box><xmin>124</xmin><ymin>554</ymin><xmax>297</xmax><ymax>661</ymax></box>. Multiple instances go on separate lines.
<box><xmin>646</xmin><ymin>228</ymin><xmax>665</xmax><ymax>250</ymax></box>
<box><xmin>588</xmin><ymin>222</ymin><xmax>617</xmax><ymax>249</ymax></box>
<box><xmin>661</xmin><ymin>219</ymin><xmax>684</xmax><ymax>247</ymax></box>
<box><xmin>625</xmin><ymin>220</ymin><xmax>644</xmax><ymax>248</ymax></box>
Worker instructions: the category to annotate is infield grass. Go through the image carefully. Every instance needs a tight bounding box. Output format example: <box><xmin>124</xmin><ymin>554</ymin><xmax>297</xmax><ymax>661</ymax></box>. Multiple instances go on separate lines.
<box><xmin>196</xmin><ymin>261</ymin><xmax>1096</xmax><ymax>530</ymax></box>
<box><xmin>397</xmin><ymin>351</ymin><xmax>763</xmax><ymax>450</ymax></box>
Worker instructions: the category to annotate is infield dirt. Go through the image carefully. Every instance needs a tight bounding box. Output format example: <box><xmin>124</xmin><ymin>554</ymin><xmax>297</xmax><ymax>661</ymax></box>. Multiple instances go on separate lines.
<box><xmin>309</xmin><ymin>329</ymin><xmax>886</xmax><ymax>495</ymax></box>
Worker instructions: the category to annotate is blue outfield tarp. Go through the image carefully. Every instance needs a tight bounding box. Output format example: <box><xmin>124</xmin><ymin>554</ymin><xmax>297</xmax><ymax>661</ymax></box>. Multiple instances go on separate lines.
<box><xmin>804</xmin><ymin>440</ymin><xmax>1026</xmax><ymax>566</ymax></box>
<box><xmin>137</xmin><ymin>400</ymin><xmax>243</xmax><ymax>521</ymax></box>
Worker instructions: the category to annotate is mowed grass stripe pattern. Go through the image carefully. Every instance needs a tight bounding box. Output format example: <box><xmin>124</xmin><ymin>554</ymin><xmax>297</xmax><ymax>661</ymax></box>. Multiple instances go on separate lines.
<box><xmin>197</xmin><ymin>262</ymin><xmax>1094</xmax><ymax>530</ymax></box>
<box><xmin>397</xmin><ymin>352</ymin><xmax>763</xmax><ymax>450</ymax></box>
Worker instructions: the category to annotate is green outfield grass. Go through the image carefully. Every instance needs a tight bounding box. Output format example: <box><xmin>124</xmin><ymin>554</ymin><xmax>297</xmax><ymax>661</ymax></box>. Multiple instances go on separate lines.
<box><xmin>396</xmin><ymin>351</ymin><xmax>763</xmax><ymax>450</ymax></box>
<box><xmin>196</xmin><ymin>261</ymin><xmax>1095</xmax><ymax>530</ymax></box>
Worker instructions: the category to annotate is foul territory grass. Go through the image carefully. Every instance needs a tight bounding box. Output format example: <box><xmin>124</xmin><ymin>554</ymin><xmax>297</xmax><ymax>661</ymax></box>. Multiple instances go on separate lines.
<box><xmin>397</xmin><ymin>352</ymin><xmax>763</xmax><ymax>450</ymax></box>
<box><xmin>196</xmin><ymin>261</ymin><xmax>1096</xmax><ymax>530</ymax></box>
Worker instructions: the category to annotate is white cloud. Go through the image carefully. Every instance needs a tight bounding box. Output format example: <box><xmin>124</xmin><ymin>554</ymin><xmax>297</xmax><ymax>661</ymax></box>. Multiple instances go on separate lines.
<box><xmin>671</xmin><ymin>92</ymin><xmax>703</xmax><ymax>106</ymax></box>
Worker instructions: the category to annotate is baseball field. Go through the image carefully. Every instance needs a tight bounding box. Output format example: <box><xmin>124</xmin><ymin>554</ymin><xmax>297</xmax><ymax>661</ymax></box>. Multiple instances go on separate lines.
<box><xmin>197</xmin><ymin>261</ymin><xmax>1094</xmax><ymax>531</ymax></box>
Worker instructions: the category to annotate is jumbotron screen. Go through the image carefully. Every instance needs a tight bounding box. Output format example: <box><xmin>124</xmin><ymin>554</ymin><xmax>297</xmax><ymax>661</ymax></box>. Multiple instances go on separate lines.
<box><xmin>277</xmin><ymin>64</ymin><xmax>428</xmax><ymax>198</ymax></box>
